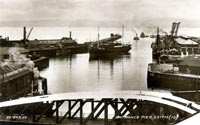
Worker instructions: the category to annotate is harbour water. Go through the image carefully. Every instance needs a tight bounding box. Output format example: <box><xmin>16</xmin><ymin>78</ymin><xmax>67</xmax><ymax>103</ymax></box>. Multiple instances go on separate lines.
<box><xmin>40</xmin><ymin>39</ymin><xmax>152</xmax><ymax>93</ymax></box>
<box><xmin>1</xmin><ymin>26</ymin><xmax>199</xmax><ymax>94</ymax></box>
<box><xmin>0</xmin><ymin>27</ymin><xmax>153</xmax><ymax>117</ymax></box>
<box><xmin>35</xmin><ymin>28</ymin><xmax>153</xmax><ymax>94</ymax></box>
<box><xmin>1</xmin><ymin>26</ymin><xmax>200</xmax><ymax>121</ymax></box>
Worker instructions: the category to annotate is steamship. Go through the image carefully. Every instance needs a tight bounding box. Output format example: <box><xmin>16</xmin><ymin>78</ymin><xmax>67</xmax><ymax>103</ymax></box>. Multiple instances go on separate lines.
<box><xmin>151</xmin><ymin>22</ymin><xmax>200</xmax><ymax>63</ymax></box>
<box><xmin>89</xmin><ymin>34</ymin><xmax>131</xmax><ymax>55</ymax></box>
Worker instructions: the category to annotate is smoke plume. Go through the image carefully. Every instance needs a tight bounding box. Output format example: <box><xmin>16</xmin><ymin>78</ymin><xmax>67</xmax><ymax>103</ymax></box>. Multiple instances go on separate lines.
<box><xmin>1</xmin><ymin>47</ymin><xmax>39</xmax><ymax>78</ymax></box>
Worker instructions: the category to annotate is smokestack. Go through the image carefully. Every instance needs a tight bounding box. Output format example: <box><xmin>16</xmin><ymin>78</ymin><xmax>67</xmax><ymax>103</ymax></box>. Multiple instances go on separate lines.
<box><xmin>23</xmin><ymin>27</ymin><xmax>26</xmax><ymax>41</ymax></box>
<box><xmin>69</xmin><ymin>31</ymin><xmax>72</xmax><ymax>39</ymax></box>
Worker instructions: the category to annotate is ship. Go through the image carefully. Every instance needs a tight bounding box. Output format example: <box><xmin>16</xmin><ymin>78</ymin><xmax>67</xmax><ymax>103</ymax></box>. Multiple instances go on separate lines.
<box><xmin>151</xmin><ymin>22</ymin><xmax>200</xmax><ymax>63</ymax></box>
<box><xmin>140</xmin><ymin>32</ymin><xmax>147</xmax><ymax>38</ymax></box>
<box><xmin>133</xmin><ymin>34</ymin><xmax>139</xmax><ymax>41</ymax></box>
<box><xmin>89</xmin><ymin>34</ymin><xmax>131</xmax><ymax>55</ymax></box>
<box><xmin>147</xmin><ymin>57</ymin><xmax>200</xmax><ymax>91</ymax></box>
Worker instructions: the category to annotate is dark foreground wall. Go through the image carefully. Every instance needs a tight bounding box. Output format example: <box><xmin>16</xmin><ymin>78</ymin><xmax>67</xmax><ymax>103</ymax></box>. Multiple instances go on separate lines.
<box><xmin>0</xmin><ymin>121</ymin><xmax>53</xmax><ymax>125</ymax></box>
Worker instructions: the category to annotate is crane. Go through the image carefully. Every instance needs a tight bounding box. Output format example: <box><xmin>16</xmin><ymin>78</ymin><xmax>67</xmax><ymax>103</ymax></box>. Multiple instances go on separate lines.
<box><xmin>26</xmin><ymin>27</ymin><xmax>33</xmax><ymax>40</ymax></box>
<box><xmin>170</xmin><ymin>22</ymin><xmax>181</xmax><ymax>36</ymax></box>
<box><xmin>175</xmin><ymin>22</ymin><xmax>181</xmax><ymax>36</ymax></box>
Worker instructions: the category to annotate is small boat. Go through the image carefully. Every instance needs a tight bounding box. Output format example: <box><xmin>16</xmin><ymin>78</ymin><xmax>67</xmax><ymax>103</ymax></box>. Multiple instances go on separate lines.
<box><xmin>133</xmin><ymin>34</ymin><xmax>139</xmax><ymax>41</ymax></box>
<box><xmin>140</xmin><ymin>32</ymin><xmax>146</xmax><ymax>38</ymax></box>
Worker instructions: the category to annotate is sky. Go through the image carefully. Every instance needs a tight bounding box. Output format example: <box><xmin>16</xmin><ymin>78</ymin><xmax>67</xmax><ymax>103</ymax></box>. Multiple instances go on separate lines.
<box><xmin>0</xmin><ymin>0</ymin><xmax>200</xmax><ymax>27</ymax></box>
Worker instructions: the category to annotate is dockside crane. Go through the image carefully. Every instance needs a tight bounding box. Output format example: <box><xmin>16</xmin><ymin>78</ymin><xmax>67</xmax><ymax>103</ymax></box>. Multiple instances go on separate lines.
<box><xmin>175</xmin><ymin>22</ymin><xmax>180</xmax><ymax>36</ymax></box>
<box><xmin>170</xmin><ymin>22</ymin><xmax>181</xmax><ymax>37</ymax></box>
<box><xmin>27</xmin><ymin>27</ymin><xmax>33</xmax><ymax>40</ymax></box>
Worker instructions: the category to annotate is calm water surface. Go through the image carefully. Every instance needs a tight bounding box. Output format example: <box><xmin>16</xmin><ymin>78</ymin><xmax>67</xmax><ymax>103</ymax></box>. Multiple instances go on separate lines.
<box><xmin>0</xmin><ymin>27</ymin><xmax>155</xmax><ymax>93</ymax></box>
<box><xmin>2</xmin><ymin>26</ymin><xmax>197</xmax><ymax>115</ymax></box>
<box><xmin>40</xmin><ymin>38</ymin><xmax>153</xmax><ymax>93</ymax></box>
<box><xmin>1</xmin><ymin>26</ymin><xmax>200</xmax><ymax>118</ymax></box>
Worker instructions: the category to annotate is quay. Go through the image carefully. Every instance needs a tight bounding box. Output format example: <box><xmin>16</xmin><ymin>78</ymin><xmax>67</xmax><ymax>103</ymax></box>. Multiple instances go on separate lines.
<box><xmin>0</xmin><ymin>91</ymin><xmax>199</xmax><ymax>125</ymax></box>
<box><xmin>25</xmin><ymin>27</ymin><xmax>88</xmax><ymax>57</ymax></box>
<box><xmin>1</xmin><ymin>27</ymin><xmax>89</xmax><ymax>58</ymax></box>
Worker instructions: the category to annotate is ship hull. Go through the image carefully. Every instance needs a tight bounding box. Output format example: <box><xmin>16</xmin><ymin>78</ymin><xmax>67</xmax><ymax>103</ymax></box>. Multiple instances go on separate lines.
<box><xmin>147</xmin><ymin>71</ymin><xmax>200</xmax><ymax>91</ymax></box>
<box><xmin>89</xmin><ymin>45</ymin><xmax>131</xmax><ymax>55</ymax></box>
<box><xmin>147</xmin><ymin>64</ymin><xmax>200</xmax><ymax>91</ymax></box>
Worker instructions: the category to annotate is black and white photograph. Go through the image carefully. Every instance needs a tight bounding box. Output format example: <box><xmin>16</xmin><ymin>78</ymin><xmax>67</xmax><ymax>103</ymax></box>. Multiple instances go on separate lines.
<box><xmin>0</xmin><ymin>0</ymin><xmax>200</xmax><ymax>124</ymax></box>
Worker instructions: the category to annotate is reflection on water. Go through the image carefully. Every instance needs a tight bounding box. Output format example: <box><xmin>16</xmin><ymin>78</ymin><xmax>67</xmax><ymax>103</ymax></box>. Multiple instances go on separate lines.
<box><xmin>89</xmin><ymin>53</ymin><xmax>131</xmax><ymax>61</ymax></box>
<box><xmin>0</xmin><ymin>27</ymin><xmax>153</xmax><ymax>94</ymax></box>
<box><xmin>40</xmin><ymin>38</ymin><xmax>153</xmax><ymax>94</ymax></box>
<box><xmin>89</xmin><ymin>54</ymin><xmax>131</xmax><ymax>85</ymax></box>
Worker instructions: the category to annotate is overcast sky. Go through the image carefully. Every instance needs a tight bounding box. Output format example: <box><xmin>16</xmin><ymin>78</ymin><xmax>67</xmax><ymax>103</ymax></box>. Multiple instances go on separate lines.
<box><xmin>0</xmin><ymin>0</ymin><xmax>200</xmax><ymax>27</ymax></box>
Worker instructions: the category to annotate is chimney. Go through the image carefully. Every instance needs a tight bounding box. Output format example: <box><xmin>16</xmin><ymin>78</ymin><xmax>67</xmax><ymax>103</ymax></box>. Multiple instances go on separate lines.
<box><xmin>23</xmin><ymin>27</ymin><xmax>26</xmax><ymax>41</ymax></box>
<box><xmin>69</xmin><ymin>31</ymin><xmax>72</xmax><ymax>39</ymax></box>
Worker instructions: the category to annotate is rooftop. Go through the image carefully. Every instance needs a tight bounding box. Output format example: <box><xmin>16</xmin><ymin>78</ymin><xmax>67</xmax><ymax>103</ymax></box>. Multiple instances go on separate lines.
<box><xmin>175</xmin><ymin>37</ymin><xmax>198</xmax><ymax>45</ymax></box>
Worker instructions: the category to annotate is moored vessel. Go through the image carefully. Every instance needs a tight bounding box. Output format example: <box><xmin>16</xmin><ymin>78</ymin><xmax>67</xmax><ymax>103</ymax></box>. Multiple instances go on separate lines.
<box><xmin>147</xmin><ymin>57</ymin><xmax>200</xmax><ymax>91</ymax></box>
<box><xmin>89</xmin><ymin>34</ymin><xmax>131</xmax><ymax>55</ymax></box>
<box><xmin>151</xmin><ymin>22</ymin><xmax>200</xmax><ymax>63</ymax></box>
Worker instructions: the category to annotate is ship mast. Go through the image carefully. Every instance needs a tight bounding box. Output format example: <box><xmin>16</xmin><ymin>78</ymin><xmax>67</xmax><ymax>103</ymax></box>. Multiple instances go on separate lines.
<box><xmin>122</xmin><ymin>25</ymin><xmax>124</xmax><ymax>43</ymax></box>
<box><xmin>97</xmin><ymin>26</ymin><xmax>100</xmax><ymax>48</ymax></box>
<box><xmin>156</xmin><ymin>27</ymin><xmax>160</xmax><ymax>64</ymax></box>
<box><xmin>156</xmin><ymin>27</ymin><xmax>160</xmax><ymax>46</ymax></box>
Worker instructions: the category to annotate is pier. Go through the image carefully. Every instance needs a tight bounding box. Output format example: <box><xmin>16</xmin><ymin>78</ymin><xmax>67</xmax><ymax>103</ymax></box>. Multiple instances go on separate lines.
<box><xmin>1</xmin><ymin>0</ymin><xmax>200</xmax><ymax>123</ymax></box>
<box><xmin>0</xmin><ymin>91</ymin><xmax>199</xmax><ymax>125</ymax></box>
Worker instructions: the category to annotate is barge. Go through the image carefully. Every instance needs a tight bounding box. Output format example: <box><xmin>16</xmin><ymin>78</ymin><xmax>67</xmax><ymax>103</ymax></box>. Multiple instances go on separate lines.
<box><xmin>29</xmin><ymin>53</ymin><xmax>49</xmax><ymax>70</ymax></box>
<box><xmin>33</xmin><ymin>56</ymin><xmax>49</xmax><ymax>70</ymax></box>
